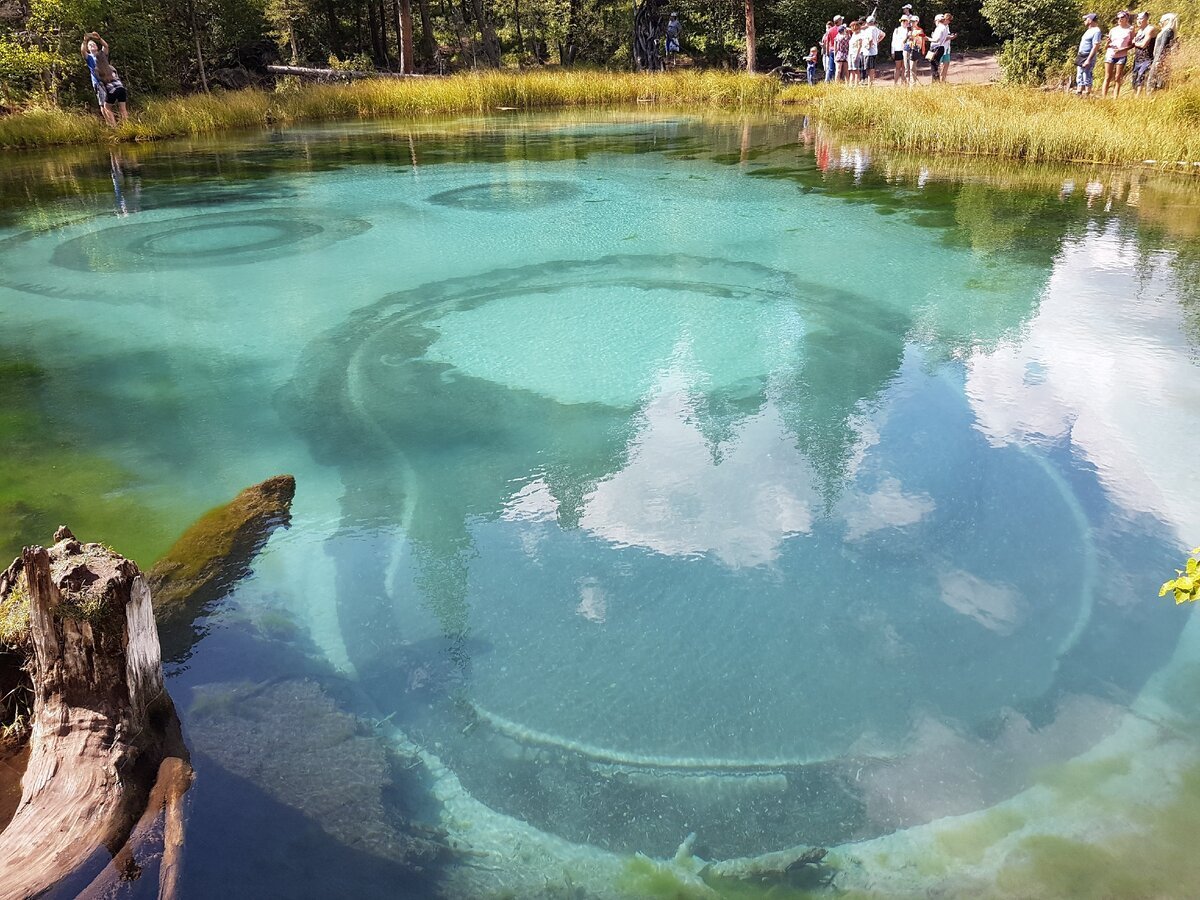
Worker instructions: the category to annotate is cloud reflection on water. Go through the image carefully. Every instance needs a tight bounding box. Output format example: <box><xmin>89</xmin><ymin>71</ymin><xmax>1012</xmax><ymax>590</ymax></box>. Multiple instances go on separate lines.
<box><xmin>966</xmin><ymin>224</ymin><xmax>1200</xmax><ymax>545</ymax></box>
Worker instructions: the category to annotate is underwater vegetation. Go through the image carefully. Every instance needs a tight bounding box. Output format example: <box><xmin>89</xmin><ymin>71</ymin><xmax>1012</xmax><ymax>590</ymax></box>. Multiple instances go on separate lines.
<box><xmin>0</xmin><ymin>354</ymin><xmax>180</xmax><ymax>567</ymax></box>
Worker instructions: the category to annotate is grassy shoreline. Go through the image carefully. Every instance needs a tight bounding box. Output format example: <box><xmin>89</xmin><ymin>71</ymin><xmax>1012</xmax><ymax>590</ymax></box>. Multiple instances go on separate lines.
<box><xmin>2</xmin><ymin>69</ymin><xmax>1200</xmax><ymax>170</ymax></box>
<box><xmin>0</xmin><ymin>71</ymin><xmax>781</xmax><ymax>150</ymax></box>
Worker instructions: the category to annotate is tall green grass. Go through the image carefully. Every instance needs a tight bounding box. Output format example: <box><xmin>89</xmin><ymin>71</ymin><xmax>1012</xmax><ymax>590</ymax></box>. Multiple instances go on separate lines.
<box><xmin>791</xmin><ymin>82</ymin><xmax>1200</xmax><ymax>168</ymax></box>
<box><xmin>3</xmin><ymin>67</ymin><xmax>1200</xmax><ymax>169</ymax></box>
<box><xmin>0</xmin><ymin>70</ymin><xmax>780</xmax><ymax>150</ymax></box>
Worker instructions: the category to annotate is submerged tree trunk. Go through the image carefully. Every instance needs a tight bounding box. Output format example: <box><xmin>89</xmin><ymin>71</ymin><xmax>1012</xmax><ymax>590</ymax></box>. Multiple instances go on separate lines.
<box><xmin>149</xmin><ymin>475</ymin><xmax>296</xmax><ymax>663</ymax></box>
<box><xmin>0</xmin><ymin>529</ymin><xmax>192</xmax><ymax>900</ymax></box>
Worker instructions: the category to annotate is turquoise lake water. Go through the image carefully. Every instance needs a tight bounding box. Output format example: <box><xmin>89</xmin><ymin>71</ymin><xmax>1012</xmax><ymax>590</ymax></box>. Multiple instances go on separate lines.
<box><xmin>2</xmin><ymin>113</ymin><xmax>1200</xmax><ymax>897</ymax></box>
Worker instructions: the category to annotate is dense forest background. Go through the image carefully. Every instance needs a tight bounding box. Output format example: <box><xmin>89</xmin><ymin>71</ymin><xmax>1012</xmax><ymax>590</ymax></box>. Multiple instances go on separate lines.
<box><xmin>0</xmin><ymin>0</ymin><xmax>998</xmax><ymax>105</ymax></box>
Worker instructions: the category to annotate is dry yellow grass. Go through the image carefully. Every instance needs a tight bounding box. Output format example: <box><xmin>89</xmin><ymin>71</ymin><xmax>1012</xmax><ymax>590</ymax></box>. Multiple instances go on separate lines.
<box><xmin>0</xmin><ymin>70</ymin><xmax>780</xmax><ymax>150</ymax></box>
<box><xmin>2</xmin><ymin>66</ymin><xmax>1199</xmax><ymax>170</ymax></box>
<box><xmin>779</xmin><ymin>80</ymin><xmax>1200</xmax><ymax>169</ymax></box>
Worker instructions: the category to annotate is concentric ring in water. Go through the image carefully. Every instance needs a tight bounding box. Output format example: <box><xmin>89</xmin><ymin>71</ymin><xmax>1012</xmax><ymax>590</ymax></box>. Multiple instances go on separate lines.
<box><xmin>49</xmin><ymin>207</ymin><xmax>371</xmax><ymax>273</ymax></box>
<box><xmin>285</xmin><ymin>254</ymin><xmax>1108</xmax><ymax>853</ymax></box>
<box><xmin>426</xmin><ymin>179</ymin><xmax>583</xmax><ymax>212</ymax></box>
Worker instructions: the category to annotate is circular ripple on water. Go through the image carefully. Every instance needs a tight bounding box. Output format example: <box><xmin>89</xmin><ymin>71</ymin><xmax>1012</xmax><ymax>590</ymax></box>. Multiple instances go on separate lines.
<box><xmin>49</xmin><ymin>207</ymin><xmax>371</xmax><ymax>273</ymax></box>
<box><xmin>425</xmin><ymin>179</ymin><xmax>583</xmax><ymax>212</ymax></box>
<box><xmin>281</xmin><ymin>253</ymin><xmax>1183</xmax><ymax>857</ymax></box>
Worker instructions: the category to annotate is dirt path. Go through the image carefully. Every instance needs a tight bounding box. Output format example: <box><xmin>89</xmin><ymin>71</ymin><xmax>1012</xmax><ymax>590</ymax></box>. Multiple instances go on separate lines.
<box><xmin>870</xmin><ymin>48</ymin><xmax>1002</xmax><ymax>84</ymax></box>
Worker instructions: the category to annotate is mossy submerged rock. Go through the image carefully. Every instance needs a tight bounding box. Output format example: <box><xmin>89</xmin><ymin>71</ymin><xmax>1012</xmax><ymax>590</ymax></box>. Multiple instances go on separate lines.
<box><xmin>148</xmin><ymin>474</ymin><xmax>295</xmax><ymax>660</ymax></box>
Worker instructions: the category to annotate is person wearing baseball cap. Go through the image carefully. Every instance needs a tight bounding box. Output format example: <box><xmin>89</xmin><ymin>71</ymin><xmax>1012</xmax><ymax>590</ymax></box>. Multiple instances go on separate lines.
<box><xmin>1075</xmin><ymin>13</ymin><xmax>1102</xmax><ymax>95</ymax></box>
<box><xmin>1102</xmin><ymin>10</ymin><xmax>1134</xmax><ymax>98</ymax></box>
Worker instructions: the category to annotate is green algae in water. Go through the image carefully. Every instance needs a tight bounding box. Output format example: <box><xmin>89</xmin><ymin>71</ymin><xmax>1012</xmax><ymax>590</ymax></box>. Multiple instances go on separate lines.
<box><xmin>933</xmin><ymin>808</ymin><xmax>1027</xmax><ymax>869</ymax></box>
<box><xmin>0</xmin><ymin>354</ymin><xmax>180</xmax><ymax>567</ymax></box>
<box><xmin>1036</xmin><ymin>754</ymin><xmax>1134</xmax><ymax>799</ymax></box>
<box><xmin>994</xmin><ymin>812</ymin><xmax>1200</xmax><ymax>900</ymax></box>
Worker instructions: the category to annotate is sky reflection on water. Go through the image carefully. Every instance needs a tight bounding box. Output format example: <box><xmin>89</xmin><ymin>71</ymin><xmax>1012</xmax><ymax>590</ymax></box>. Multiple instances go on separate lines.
<box><xmin>1</xmin><ymin>112</ymin><xmax>1199</xmax><ymax>896</ymax></box>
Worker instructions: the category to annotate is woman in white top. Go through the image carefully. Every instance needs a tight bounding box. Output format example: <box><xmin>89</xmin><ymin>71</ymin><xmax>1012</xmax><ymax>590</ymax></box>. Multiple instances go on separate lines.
<box><xmin>928</xmin><ymin>13</ymin><xmax>955</xmax><ymax>82</ymax></box>
<box><xmin>891</xmin><ymin>17</ymin><xmax>910</xmax><ymax>85</ymax></box>
<box><xmin>1101</xmin><ymin>10</ymin><xmax>1134</xmax><ymax>98</ymax></box>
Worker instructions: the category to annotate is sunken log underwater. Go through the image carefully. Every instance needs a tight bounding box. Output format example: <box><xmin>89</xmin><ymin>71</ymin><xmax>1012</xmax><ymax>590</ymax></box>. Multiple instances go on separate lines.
<box><xmin>0</xmin><ymin>475</ymin><xmax>296</xmax><ymax>900</ymax></box>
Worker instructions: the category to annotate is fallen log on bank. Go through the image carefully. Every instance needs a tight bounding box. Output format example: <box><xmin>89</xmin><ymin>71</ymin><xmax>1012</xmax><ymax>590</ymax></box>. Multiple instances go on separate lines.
<box><xmin>0</xmin><ymin>528</ymin><xmax>192</xmax><ymax>900</ymax></box>
<box><xmin>267</xmin><ymin>64</ymin><xmax>429</xmax><ymax>80</ymax></box>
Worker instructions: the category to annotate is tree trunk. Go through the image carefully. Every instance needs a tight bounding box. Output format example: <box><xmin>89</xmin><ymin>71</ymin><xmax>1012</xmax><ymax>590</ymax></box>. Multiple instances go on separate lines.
<box><xmin>468</xmin><ymin>0</ymin><xmax>501</xmax><ymax>66</ymax></box>
<box><xmin>633</xmin><ymin>0</ymin><xmax>663</xmax><ymax>71</ymax></box>
<box><xmin>367</xmin><ymin>0</ymin><xmax>385</xmax><ymax>66</ymax></box>
<box><xmin>326</xmin><ymin>0</ymin><xmax>341</xmax><ymax>54</ymax></box>
<box><xmin>560</xmin><ymin>0</ymin><xmax>582</xmax><ymax>65</ymax></box>
<box><xmin>513</xmin><ymin>0</ymin><xmax>524</xmax><ymax>58</ymax></box>
<box><xmin>0</xmin><ymin>529</ymin><xmax>192</xmax><ymax>900</ymax></box>
<box><xmin>744</xmin><ymin>0</ymin><xmax>756</xmax><ymax>72</ymax></box>
<box><xmin>415</xmin><ymin>0</ymin><xmax>436</xmax><ymax>67</ymax></box>
<box><xmin>149</xmin><ymin>475</ymin><xmax>296</xmax><ymax>663</ymax></box>
<box><xmin>379</xmin><ymin>0</ymin><xmax>395</xmax><ymax>66</ymax></box>
<box><xmin>189</xmin><ymin>0</ymin><xmax>210</xmax><ymax>91</ymax></box>
<box><xmin>396</xmin><ymin>0</ymin><xmax>414</xmax><ymax>73</ymax></box>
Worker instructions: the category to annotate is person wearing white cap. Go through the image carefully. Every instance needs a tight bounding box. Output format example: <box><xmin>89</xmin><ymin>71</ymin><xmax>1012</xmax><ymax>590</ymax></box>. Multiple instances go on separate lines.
<box><xmin>863</xmin><ymin>14</ymin><xmax>885</xmax><ymax>84</ymax></box>
<box><xmin>1101</xmin><ymin>10</ymin><xmax>1134</xmax><ymax>98</ymax></box>
<box><xmin>905</xmin><ymin>15</ymin><xmax>926</xmax><ymax>84</ymax></box>
<box><xmin>928</xmin><ymin>12</ymin><xmax>955</xmax><ymax>82</ymax></box>
<box><xmin>1075</xmin><ymin>12</ymin><xmax>1102</xmax><ymax>95</ymax></box>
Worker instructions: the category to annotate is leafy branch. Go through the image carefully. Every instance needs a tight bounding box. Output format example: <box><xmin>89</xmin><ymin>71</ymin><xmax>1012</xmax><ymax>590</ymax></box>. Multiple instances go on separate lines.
<box><xmin>1160</xmin><ymin>546</ymin><xmax>1200</xmax><ymax>604</ymax></box>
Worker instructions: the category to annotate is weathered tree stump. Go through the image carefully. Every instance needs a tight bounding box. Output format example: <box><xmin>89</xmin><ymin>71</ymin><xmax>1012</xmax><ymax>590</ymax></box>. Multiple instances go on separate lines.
<box><xmin>0</xmin><ymin>528</ymin><xmax>192</xmax><ymax>900</ymax></box>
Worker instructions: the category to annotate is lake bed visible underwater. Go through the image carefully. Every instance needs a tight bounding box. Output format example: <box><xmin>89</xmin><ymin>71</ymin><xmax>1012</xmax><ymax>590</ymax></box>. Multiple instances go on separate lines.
<box><xmin>2</xmin><ymin>112</ymin><xmax>1200</xmax><ymax>898</ymax></box>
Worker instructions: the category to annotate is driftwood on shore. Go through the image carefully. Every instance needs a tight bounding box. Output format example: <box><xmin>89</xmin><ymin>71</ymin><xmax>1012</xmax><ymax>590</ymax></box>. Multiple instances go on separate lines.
<box><xmin>0</xmin><ymin>528</ymin><xmax>192</xmax><ymax>900</ymax></box>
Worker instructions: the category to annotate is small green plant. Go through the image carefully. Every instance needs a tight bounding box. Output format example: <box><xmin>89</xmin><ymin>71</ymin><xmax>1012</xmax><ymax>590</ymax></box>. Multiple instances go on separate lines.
<box><xmin>1161</xmin><ymin>546</ymin><xmax>1200</xmax><ymax>604</ymax></box>
<box><xmin>328</xmin><ymin>53</ymin><xmax>375</xmax><ymax>74</ymax></box>
<box><xmin>0</xmin><ymin>575</ymin><xmax>30</xmax><ymax>648</ymax></box>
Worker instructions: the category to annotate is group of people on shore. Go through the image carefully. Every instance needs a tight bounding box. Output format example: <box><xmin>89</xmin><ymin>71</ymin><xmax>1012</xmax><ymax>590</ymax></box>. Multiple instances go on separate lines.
<box><xmin>805</xmin><ymin>6</ymin><xmax>956</xmax><ymax>86</ymax></box>
<box><xmin>1075</xmin><ymin>11</ymin><xmax>1176</xmax><ymax>98</ymax></box>
<box><xmin>80</xmin><ymin>32</ymin><xmax>129</xmax><ymax>125</ymax></box>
